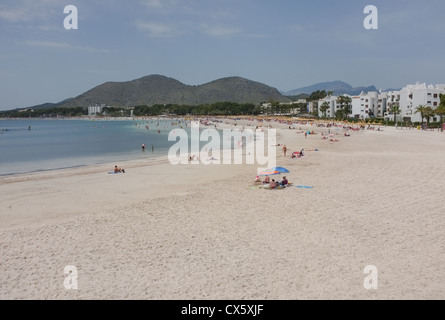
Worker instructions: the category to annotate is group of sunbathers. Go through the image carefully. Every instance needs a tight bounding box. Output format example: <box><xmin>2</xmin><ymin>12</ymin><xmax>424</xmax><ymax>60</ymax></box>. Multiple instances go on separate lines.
<box><xmin>255</xmin><ymin>176</ymin><xmax>289</xmax><ymax>188</ymax></box>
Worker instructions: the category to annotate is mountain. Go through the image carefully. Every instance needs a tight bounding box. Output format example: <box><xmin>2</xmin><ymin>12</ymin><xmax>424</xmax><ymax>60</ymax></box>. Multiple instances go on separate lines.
<box><xmin>285</xmin><ymin>81</ymin><xmax>378</xmax><ymax>96</ymax></box>
<box><xmin>58</xmin><ymin>75</ymin><xmax>290</xmax><ymax>108</ymax></box>
<box><xmin>286</xmin><ymin>93</ymin><xmax>310</xmax><ymax>101</ymax></box>
<box><xmin>28</xmin><ymin>98</ymin><xmax>74</xmax><ymax>110</ymax></box>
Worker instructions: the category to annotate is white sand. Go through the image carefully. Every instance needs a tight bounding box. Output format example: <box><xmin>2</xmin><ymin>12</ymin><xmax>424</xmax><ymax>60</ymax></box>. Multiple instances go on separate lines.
<box><xmin>0</xmin><ymin>121</ymin><xmax>444</xmax><ymax>300</ymax></box>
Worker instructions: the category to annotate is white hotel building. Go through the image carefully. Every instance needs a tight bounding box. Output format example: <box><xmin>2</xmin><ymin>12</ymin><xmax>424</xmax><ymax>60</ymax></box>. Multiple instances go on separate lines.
<box><xmin>351</xmin><ymin>91</ymin><xmax>387</xmax><ymax>119</ymax></box>
<box><xmin>385</xmin><ymin>83</ymin><xmax>445</xmax><ymax>123</ymax></box>
<box><xmin>315</xmin><ymin>83</ymin><xmax>445</xmax><ymax>122</ymax></box>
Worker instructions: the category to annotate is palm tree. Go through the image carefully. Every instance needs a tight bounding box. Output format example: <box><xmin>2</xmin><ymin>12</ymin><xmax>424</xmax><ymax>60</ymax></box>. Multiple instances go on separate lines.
<box><xmin>336</xmin><ymin>95</ymin><xmax>352</xmax><ymax>120</ymax></box>
<box><xmin>320</xmin><ymin>102</ymin><xmax>330</xmax><ymax>118</ymax></box>
<box><xmin>423</xmin><ymin>106</ymin><xmax>435</xmax><ymax>129</ymax></box>
<box><xmin>415</xmin><ymin>105</ymin><xmax>427</xmax><ymax>128</ymax></box>
<box><xmin>435</xmin><ymin>94</ymin><xmax>445</xmax><ymax>132</ymax></box>
<box><xmin>389</xmin><ymin>103</ymin><xmax>401</xmax><ymax>123</ymax></box>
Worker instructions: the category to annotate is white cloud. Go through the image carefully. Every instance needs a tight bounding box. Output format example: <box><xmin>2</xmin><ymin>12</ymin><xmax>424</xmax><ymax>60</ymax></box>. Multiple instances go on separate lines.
<box><xmin>200</xmin><ymin>24</ymin><xmax>241</xmax><ymax>39</ymax></box>
<box><xmin>22</xmin><ymin>40</ymin><xmax>112</xmax><ymax>53</ymax></box>
<box><xmin>135</xmin><ymin>20</ymin><xmax>180</xmax><ymax>37</ymax></box>
<box><xmin>0</xmin><ymin>6</ymin><xmax>33</xmax><ymax>22</ymax></box>
<box><xmin>289</xmin><ymin>24</ymin><xmax>306</xmax><ymax>34</ymax></box>
<box><xmin>23</xmin><ymin>40</ymin><xmax>72</xmax><ymax>49</ymax></box>
<box><xmin>140</xmin><ymin>0</ymin><xmax>163</xmax><ymax>9</ymax></box>
<box><xmin>0</xmin><ymin>0</ymin><xmax>65</xmax><ymax>25</ymax></box>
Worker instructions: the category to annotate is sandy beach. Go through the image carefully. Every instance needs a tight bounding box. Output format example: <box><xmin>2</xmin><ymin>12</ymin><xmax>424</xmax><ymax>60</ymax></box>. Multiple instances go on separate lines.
<box><xmin>0</xmin><ymin>119</ymin><xmax>444</xmax><ymax>300</ymax></box>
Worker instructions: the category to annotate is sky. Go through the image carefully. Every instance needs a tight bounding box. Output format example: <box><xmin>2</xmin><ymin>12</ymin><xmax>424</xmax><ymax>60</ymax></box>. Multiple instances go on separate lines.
<box><xmin>0</xmin><ymin>0</ymin><xmax>444</xmax><ymax>110</ymax></box>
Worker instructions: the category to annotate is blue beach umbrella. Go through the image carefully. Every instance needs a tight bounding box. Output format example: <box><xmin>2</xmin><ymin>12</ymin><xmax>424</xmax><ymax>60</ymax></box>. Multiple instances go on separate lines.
<box><xmin>270</xmin><ymin>167</ymin><xmax>290</xmax><ymax>174</ymax></box>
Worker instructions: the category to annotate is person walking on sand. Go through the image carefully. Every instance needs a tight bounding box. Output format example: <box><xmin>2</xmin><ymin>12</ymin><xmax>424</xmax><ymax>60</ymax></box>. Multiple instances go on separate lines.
<box><xmin>305</xmin><ymin>131</ymin><xmax>307</xmax><ymax>139</ymax></box>
<box><xmin>283</xmin><ymin>145</ymin><xmax>287</xmax><ymax>157</ymax></box>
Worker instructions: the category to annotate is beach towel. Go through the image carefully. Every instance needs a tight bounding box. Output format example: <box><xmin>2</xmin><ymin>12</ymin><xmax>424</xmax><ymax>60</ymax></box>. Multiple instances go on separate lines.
<box><xmin>296</xmin><ymin>186</ymin><xmax>314</xmax><ymax>189</ymax></box>
<box><xmin>108</xmin><ymin>172</ymin><xmax>122</xmax><ymax>174</ymax></box>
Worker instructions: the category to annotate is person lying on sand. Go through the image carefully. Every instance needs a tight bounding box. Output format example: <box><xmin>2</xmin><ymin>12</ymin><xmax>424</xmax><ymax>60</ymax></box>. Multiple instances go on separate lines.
<box><xmin>114</xmin><ymin>165</ymin><xmax>125</xmax><ymax>173</ymax></box>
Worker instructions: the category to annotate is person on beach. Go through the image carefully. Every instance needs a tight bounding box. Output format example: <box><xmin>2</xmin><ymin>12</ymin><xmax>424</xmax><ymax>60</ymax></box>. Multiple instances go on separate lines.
<box><xmin>283</xmin><ymin>145</ymin><xmax>287</xmax><ymax>157</ymax></box>
<box><xmin>280</xmin><ymin>176</ymin><xmax>288</xmax><ymax>186</ymax></box>
<box><xmin>270</xmin><ymin>179</ymin><xmax>278</xmax><ymax>189</ymax></box>
<box><xmin>264</xmin><ymin>176</ymin><xmax>270</xmax><ymax>184</ymax></box>
<box><xmin>254</xmin><ymin>176</ymin><xmax>262</xmax><ymax>185</ymax></box>
<box><xmin>114</xmin><ymin>165</ymin><xmax>125</xmax><ymax>173</ymax></box>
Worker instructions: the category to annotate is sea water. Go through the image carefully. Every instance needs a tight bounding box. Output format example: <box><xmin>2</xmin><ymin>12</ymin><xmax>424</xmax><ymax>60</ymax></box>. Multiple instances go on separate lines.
<box><xmin>0</xmin><ymin>119</ymin><xmax>184</xmax><ymax>176</ymax></box>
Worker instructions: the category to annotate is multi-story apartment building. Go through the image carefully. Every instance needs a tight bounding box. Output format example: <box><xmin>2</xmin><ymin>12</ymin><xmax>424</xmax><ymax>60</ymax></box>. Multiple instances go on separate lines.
<box><xmin>385</xmin><ymin>83</ymin><xmax>445</xmax><ymax>123</ymax></box>
<box><xmin>316</xmin><ymin>95</ymin><xmax>342</xmax><ymax>118</ymax></box>
<box><xmin>314</xmin><ymin>83</ymin><xmax>444</xmax><ymax>121</ymax></box>
<box><xmin>351</xmin><ymin>91</ymin><xmax>387</xmax><ymax>119</ymax></box>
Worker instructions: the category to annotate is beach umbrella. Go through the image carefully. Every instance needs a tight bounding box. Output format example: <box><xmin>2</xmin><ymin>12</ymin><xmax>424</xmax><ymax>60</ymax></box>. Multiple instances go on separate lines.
<box><xmin>270</xmin><ymin>167</ymin><xmax>290</xmax><ymax>173</ymax></box>
<box><xmin>259</xmin><ymin>169</ymin><xmax>280</xmax><ymax>176</ymax></box>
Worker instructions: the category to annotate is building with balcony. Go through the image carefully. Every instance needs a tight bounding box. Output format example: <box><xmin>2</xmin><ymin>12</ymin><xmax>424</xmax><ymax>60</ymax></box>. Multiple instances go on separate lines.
<box><xmin>385</xmin><ymin>83</ymin><xmax>445</xmax><ymax>123</ymax></box>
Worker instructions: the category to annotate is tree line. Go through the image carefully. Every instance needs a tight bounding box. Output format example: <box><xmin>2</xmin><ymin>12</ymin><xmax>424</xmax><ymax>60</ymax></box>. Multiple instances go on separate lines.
<box><xmin>0</xmin><ymin>107</ymin><xmax>87</xmax><ymax>118</ymax></box>
<box><xmin>133</xmin><ymin>102</ymin><xmax>261</xmax><ymax>116</ymax></box>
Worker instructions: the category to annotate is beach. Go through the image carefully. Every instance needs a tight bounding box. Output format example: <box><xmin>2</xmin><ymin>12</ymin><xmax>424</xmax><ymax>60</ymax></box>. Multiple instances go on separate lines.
<box><xmin>0</xmin><ymin>120</ymin><xmax>444</xmax><ymax>300</ymax></box>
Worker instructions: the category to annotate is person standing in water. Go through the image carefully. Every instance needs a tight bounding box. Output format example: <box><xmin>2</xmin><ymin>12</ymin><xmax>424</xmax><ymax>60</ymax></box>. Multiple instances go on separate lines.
<box><xmin>142</xmin><ymin>144</ymin><xmax>146</xmax><ymax>151</ymax></box>
<box><xmin>151</xmin><ymin>144</ymin><xmax>154</xmax><ymax>152</ymax></box>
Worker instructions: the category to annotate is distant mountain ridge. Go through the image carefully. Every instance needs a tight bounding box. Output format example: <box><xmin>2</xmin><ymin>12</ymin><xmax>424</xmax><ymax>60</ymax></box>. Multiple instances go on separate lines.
<box><xmin>28</xmin><ymin>98</ymin><xmax>74</xmax><ymax>110</ymax></box>
<box><xmin>58</xmin><ymin>75</ymin><xmax>290</xmax><ymax>108</ymax></box>
<box><xmin>9</xmin><ymin>77</ymin><xmax>405</xmax><ymax>112</ymax></box>
<box><xmin>285</xmin><ymin>81</ymin><xmax>390</xmax><ymax>96</ymax></box>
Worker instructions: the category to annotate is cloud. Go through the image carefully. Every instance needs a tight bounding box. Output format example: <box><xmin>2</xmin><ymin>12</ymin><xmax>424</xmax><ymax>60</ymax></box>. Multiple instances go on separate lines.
<box><xmin>0</xmin><ymin>6</ymin><xmax>34</xmax><ymax>22</ymax></box>
<box><xmin>22</xmin><ymin>40</ymin><xmax>112</xmax><ymax>53</ymax></box>
<box><xmin>0</xmin><ymin>0</ymin><xmax>65</xmax><ymax>27</ymax></box>
<box><xmin>199</xmin><ymin>24</ymin><xmax>241</xmax><ymax>39</ymax></box>
<box><xmin>135</xmin><ymin>20</ymin><xmax>180</xmax><ymax>37</ymax></box>
<box><xmin>140</xmin><ymin>0</ymin><xmax>163</xmax><ymax>9</ymax></box>
<box><xmin>289</xmin><ymin>24</ymin><xmax>306</xmax><ymax>34</ymax></box>
<box><xmin>23</xmin><ymin>40</ymin><xmax>72</xmax><ymax>49</ymax></box>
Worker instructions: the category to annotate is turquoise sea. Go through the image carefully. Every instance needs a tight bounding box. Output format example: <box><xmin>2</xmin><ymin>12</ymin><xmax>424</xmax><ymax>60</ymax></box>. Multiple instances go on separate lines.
<box><xmin>0</xmin><ymin>119</ymin><xmax>186</xmax><ymax>176</ymax></box>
